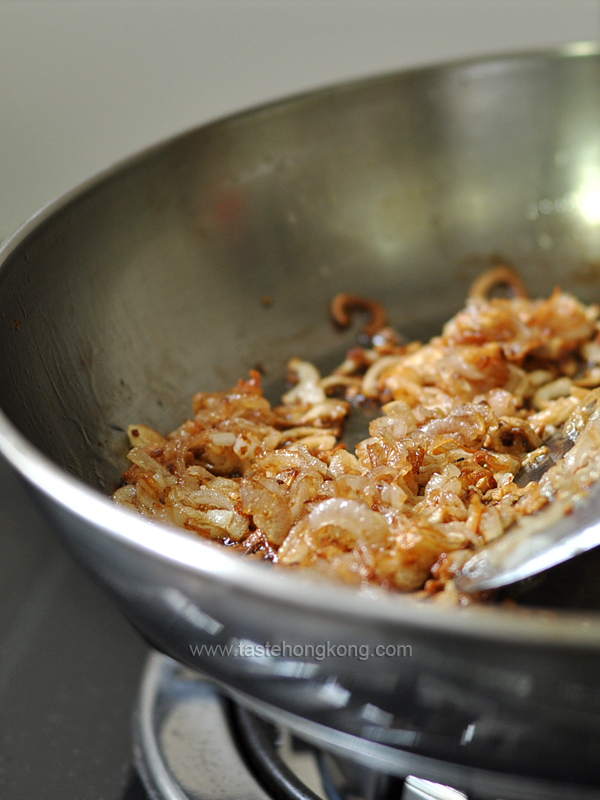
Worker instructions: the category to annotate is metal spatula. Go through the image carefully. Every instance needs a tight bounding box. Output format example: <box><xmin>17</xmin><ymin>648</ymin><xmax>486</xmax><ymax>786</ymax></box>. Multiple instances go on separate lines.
<box><xmin>456</xmin><ymin>395</ymin><xmax>600</xmax><ymax>593</ymax></box>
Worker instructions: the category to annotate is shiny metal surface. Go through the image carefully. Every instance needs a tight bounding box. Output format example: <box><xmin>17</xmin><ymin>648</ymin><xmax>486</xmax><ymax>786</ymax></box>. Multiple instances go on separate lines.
<box><xmin>134</xmin><ymin>653</ymin><xmax>456</xmax><ymax>800</ymax></box>
<box><xmin>135</xmin><ymin>653</ymin><xmax>600</xmax><ymax>800</ymax></box>
<box><xmin>402</xmin><ymin>779</ymin><xmax>466</xmax><ymax>800</ymax></box>
<box><xmin>4</xmin><ymin>45</ymin><xmax>600</xmax><ymax>786</ymax></box>
<box><xmin>134</xmin><ymin>655</ymin><xmax>273</xmax><ymax>800</ymax></box>
<box><xmin>457</xmin><ymin>416</ymin><xmax>600</xmax><ymax>591</ymax></box>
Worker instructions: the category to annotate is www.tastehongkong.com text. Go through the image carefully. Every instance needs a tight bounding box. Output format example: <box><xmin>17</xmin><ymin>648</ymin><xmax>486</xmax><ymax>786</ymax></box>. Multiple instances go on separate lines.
<box><xmin>189</xmin><ymin>640</ymin><xmax>412</xmax><ymax>662</ymax></box>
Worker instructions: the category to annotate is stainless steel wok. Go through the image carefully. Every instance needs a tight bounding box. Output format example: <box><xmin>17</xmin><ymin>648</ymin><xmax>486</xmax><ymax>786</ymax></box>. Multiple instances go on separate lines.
<box><xmin>2</xmin><ymin>44</ymin><xmax>600</xmax><ymax>798</ymax></box>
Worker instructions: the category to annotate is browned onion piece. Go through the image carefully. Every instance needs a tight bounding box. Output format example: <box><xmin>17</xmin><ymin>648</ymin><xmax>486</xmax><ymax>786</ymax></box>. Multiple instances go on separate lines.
<box><xmin>330</xmin><ymin>293</ymin><xmax>388</xmax><ymax>336</ymax></box>
<box><xmin>468</xmin><ymin>265</ymin><xmax>529</xmax><ymax>301</ymax></box>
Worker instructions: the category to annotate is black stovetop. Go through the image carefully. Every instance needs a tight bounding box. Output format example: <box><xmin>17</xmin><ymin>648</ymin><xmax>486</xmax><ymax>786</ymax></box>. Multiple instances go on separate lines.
<box><xmin>0</xmin><ymin>454</ymin><xmax>149</xmax><ymax>799</ymax></box>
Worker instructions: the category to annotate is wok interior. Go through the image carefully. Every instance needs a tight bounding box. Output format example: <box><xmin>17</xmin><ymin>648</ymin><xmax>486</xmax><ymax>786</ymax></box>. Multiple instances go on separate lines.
<box><xmin>2</xmin><ymin>49</ymin><xmax>600</xmax><ymax>608</ymax></box>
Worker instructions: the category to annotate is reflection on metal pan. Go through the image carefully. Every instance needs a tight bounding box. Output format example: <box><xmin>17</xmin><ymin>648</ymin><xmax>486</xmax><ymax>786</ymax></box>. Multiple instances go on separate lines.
<box><xmin>2</xmin><ymin>45</ymin><xmax>600</xmax><ymax>786</ymax></box>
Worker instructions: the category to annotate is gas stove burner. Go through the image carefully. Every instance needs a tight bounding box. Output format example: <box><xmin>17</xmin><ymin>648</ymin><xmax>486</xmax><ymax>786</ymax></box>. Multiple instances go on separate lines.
<box><xmin>132</xmin><ymin>652</ymin><xmax>600</xmax><ymax>800</ymax></box>
<box><xmin>132</xmin><ymin>653</ymin><xmax>464</xmax><ymax>800</ymax></box>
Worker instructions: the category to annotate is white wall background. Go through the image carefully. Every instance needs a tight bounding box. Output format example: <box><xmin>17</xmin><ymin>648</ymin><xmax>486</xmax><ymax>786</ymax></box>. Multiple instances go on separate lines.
<box><xmin>0</xmin><ymin>0</ymin><xmax>597</xmax><ymax>241</ymax></box>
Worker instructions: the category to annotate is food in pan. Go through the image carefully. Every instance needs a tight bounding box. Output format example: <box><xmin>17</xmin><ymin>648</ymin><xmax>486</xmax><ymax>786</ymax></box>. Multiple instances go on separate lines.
<box><xmin>113</xmin><ymin>267</ymin><xmax>600</xmax><ymax>602</ymax></box>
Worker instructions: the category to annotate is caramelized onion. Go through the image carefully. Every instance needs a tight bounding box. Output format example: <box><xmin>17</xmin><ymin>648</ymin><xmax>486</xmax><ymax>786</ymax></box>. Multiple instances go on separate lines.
<box><xmin>114</xmin><ymin>268</ymin><xmax>600</xmax><ymax>603</ymax></box>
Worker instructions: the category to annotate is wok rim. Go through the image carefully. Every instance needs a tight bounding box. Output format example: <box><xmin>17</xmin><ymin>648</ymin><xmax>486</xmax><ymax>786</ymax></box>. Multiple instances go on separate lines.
<box><xmin>2</xmin><ymin>41</ymin><xmax>600</xmax><ymax>649</ymax></box>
